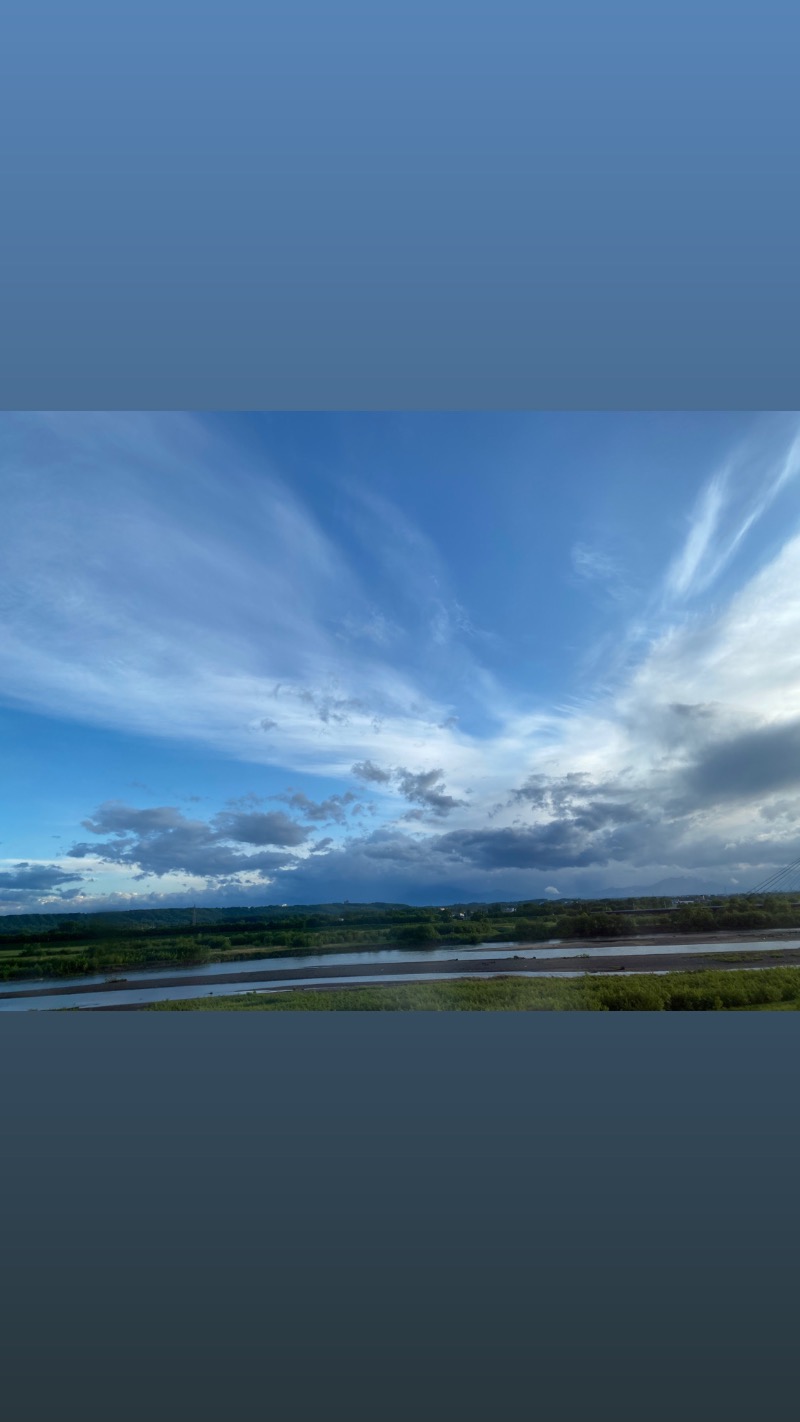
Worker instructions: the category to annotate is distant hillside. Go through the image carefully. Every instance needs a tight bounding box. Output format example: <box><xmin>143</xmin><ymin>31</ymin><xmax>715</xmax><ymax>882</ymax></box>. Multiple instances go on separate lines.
<box><xmin>602</xmin><ymin>876</ymin><xmax>739</xmax><ymax>899</ymax></box>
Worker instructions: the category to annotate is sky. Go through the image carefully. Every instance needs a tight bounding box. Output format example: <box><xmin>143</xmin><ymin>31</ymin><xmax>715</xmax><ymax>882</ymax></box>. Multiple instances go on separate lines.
<box><xmin>3</xmin><ymin>409</ymin><xmax>800</xmax><ymax>914</ymax></box>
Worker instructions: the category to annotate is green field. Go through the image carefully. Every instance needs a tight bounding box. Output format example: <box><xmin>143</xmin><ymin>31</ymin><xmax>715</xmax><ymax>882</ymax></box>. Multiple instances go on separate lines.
<box><xmin>143</xmin><ymin>965</ymin><xmax>800</xmax><ymax>1011</ymax></box>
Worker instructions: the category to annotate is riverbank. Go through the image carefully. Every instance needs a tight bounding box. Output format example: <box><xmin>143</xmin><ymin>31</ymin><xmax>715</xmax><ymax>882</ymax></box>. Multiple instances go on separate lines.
<box><xmin>8</xmin><ymin>939</ymin><xmax>800</xmax><ymax>1007</ymax></box>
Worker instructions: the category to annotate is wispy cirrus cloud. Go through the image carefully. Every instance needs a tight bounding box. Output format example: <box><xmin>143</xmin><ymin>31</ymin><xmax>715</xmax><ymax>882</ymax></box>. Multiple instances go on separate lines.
<box><xmin>665</xmin><ymin>419</ymin><xmax>800</xmax><ymax>602</ymax></box>
<box><xmin>665</xmin><ymin>466</ymin><xmax>730</xmax><ymax>599</ymax></box>
<box><xmin>0</xmin><ymin>413</ymin><xmax>491</xmax><ymax>789</ymax></box>
<box><xmin>571</xmin><ymin>542</ymin><xmax>627</xmax><ymax>594</ymax></box>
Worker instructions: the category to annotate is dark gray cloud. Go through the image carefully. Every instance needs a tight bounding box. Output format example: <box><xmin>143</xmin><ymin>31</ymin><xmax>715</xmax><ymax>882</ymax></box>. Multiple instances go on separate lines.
<box><xmin>19</xmin><ymin>799</ymin><xmax>799</xmax><ymax>916</ymax></box>
<box><xmin>502</xmin><ymin>766</ymin><xmax>777</xmax><ymax>875</ymax></box>
<box><xmin>81</xmin><ymin>804</ymin><xmax>187</xmax><ymax>836</ymax></box>
<box><xmin>273</xmin><ymin>683</ymin><xmax>366</xmax><ymax>726</ymax></box>
<box><xmin>256</xmin><ymin>804</ymin><xmax>798</xmax><ymax>905</ymax></box>
<box><xmin>352</xmin><ymin>760</ymin><xmax>392</xmax><ymax>784</ymax></box>
<box><xmin>308</xmin><ymin>814</ymin><xmax>625</xmax><ymax>880</ymax></box>
<box><xmin>68</xmin><ymin>800</ymin><xmax>308</xmax><ymax>882</ymax></box>
<box><xmin>249</xmin><ymin>821</ymin><xmax>629</xmax><ymax>905</ymax></box>
<box><xmin>0</xmin><ymin>863</ymin><xmax>84</xmax><ymax>894</ymax></box>
<box><xmin>510</xmin><ymin>772</ymin><xmax>644</xmax><ymax>834</ymax></box>
<box><xmin>310</xmin><ymin>837</ymin><xmax>334</xmax><ymax>854</ymax></box>
<box><xmin>509</xmin><ymin>723</ymin><xmax>800</xmax><ymax>872</ymax></box>
<box><xmin>70</xmin><ymin>832</ymin><xmax>288</xmax><ymax>881</ymax></box>
<box><xmin>626</xmin><ymin>700</ymin><xmax>722</xmax><ymax>758</ymax></box>
<box><xmin>434</xmin><ymin>824</ymin><xmax>611</xmax><ymax>871</ymax></box>
<box><xmin>395</xmin><ymin>768</ymin><xmax>463</xmax><ymax>814</ymax></box>
<box><xmin>298</xmin><ymin>689</ymin><xmax>365</xmax><ymax>724</ymax></box>
<box><xmin>670</xmin><ymin>702</ymin><xmax>716</xmax><ymax>721</ymax></box>
<box><xmin>351</xmin><ymin>761</ymin><xmax>463</xmax><ymax>815</ymax></box>
<box><xmin>684</xmin><ymin>717</ymin><xmax>800</xmax><ymax>805</ymax></box>
<box><xmin>23</xmin><ymin>708</ymin><xmax>800</xmax><ymax>916</ymax></box>
<box><xmin>352</xmin><ymin>761</ymin><xmax>787</xmax><ymax>882</ymax></box>
<box><xmin>278</xmin><ymin>790</ymin><xmax>358</xmax><ymax>824</ymax></box>
<box><xmin>570</xmin><ymin>800</ymin><xmax>645</xmax><ymax>832</ymax></box>
<box><xmin>760</xmin><ymin>798</ymin><xmax>800</xmax><ymax>823</ymax></box>
<box><xmin>511</xmin><ymin>772</ymin><xmax>597</xmax><ymax>810</ymax></box>
<box><xmin>361</xmin><ymin>833</ymin><xmax>435</xmax><ymax>864</ymax></box>
<box><xmin>213</xmin><ymin>810</ymin><xmax>309</xmax><ymax>847</ymax></box>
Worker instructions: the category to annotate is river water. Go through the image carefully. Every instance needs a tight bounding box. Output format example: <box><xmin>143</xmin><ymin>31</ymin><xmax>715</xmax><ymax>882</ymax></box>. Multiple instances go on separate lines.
<box><xmin>2</xmin><ymin>936</ymin><xmax>798</xmax><ymax>1012</ymax></box>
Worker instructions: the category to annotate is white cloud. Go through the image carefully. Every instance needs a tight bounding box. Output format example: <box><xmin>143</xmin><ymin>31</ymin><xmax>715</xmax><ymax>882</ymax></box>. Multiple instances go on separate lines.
<box><xmin>6</xmin><ymin>413</ymin><xmax>800</xmax><ymax>909</ymax></box>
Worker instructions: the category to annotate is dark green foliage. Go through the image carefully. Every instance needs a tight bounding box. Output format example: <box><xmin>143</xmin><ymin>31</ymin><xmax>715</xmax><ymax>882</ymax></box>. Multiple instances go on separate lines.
<box><xmin>392</xmin><ymin>922</ymin><xmax>440</xmax><ymax>944</ymax></box>
<box><xmin>556</xmin><ymin>911</ymin><xmax>637</xmax><ymax>939</ymax></box>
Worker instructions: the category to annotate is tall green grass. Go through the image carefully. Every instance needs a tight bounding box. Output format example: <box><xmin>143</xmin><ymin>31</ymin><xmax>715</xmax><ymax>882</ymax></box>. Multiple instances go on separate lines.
<box><xmin>145</xmin><ymin>966</ymin><xmax>800</xmax><ymax>1011</ymax></box>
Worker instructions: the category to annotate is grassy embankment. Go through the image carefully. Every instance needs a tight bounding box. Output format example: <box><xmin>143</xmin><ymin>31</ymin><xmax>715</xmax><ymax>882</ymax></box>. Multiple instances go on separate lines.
<box><xmin>145</xmin><ymin>965</ymin><xmax>800</xmax><ymax>1011</ymax></box>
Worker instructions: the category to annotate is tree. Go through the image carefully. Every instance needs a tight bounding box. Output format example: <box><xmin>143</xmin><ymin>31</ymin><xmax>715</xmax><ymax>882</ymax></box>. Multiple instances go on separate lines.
<box><xmin>395</xmin><ymin>923</ymin><xmax>439</xmax><ymax>945</ymax></box>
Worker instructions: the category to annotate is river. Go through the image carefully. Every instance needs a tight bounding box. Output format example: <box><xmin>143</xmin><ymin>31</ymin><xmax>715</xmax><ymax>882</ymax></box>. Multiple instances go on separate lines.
<box><xmin>2</xmin><ymin>936</ymin><xmax>799</xmax><ymax>1011</ymax></box>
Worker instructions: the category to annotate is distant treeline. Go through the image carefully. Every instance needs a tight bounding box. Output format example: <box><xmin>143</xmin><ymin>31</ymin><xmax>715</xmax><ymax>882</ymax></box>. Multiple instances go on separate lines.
<box><xmin>3</xmin><ymin>892</ymin><xmax>797</xmax><ymax>942</ymax></box>
<box><xmin>0</xmin><ymin>902</ymin><xmax>414</xmax><ymax>937</ymax></box>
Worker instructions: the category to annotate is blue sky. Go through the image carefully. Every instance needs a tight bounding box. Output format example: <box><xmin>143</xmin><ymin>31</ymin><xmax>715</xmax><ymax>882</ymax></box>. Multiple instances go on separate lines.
<box><xmin>3</xmin><ymin>410</ymin><xmax>800</xmax><ymax>913</ymax></box>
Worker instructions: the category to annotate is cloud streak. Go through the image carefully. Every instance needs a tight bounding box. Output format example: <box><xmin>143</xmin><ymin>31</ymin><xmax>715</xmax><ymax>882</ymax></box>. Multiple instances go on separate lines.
<box><xmin>666</xmin><ymin>467</ymin><xmax>729</xmax><ymax>599</ymax></box>
<box><xmin>665</xmin><ymin>420</ymin><xmax>800</xmax><ymax>601</ymax></box>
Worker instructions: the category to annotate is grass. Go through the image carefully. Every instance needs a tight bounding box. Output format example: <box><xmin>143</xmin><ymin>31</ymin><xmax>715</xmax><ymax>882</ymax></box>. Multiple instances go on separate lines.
<box><xmin>705</xmin><ymin>951</ymin><xmax>786</xmax><ymax>963</ymax></box>
<box><xmin>143</xmin><ymin>966</ymin><xmax>800</xmax><ymax>1012</ymax></box>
